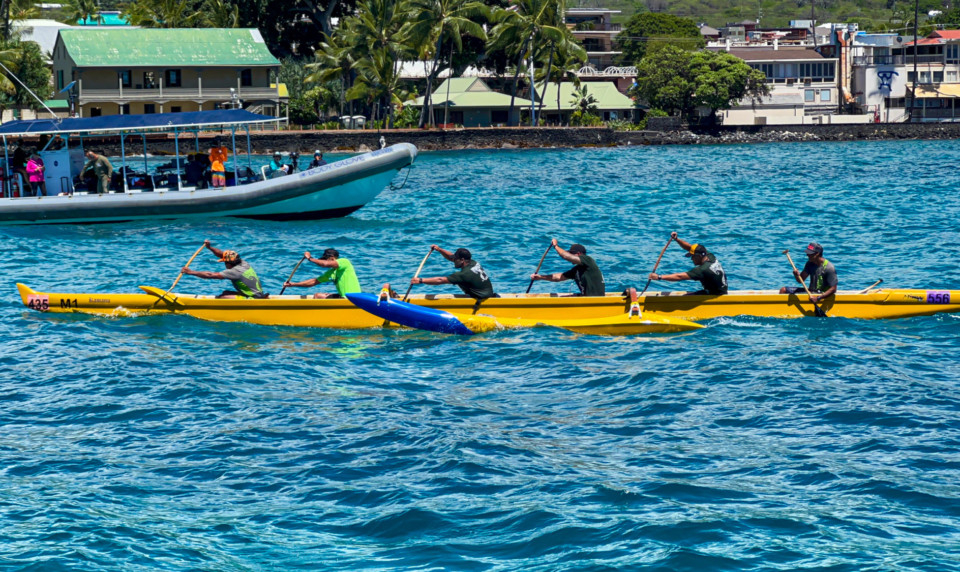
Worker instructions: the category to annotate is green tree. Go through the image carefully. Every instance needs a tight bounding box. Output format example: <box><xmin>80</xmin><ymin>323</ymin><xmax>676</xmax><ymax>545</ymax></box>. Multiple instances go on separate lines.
<box><xmin>632</xmin><ymin>45</ymin><xmax>768</xmax><ymax>120</ymax></box>
<box><xmin>568</xmin><ymin>83</ymin><xmax>599</xmax><ymax>125</ymax></box>
<box><xmin>123</xmin><ymin>0</ymin><xmax>203</xmax><ymax>27</ymax></box>
<box><xmin>0</xmin><ymin>39</ymin><xmax>53</xmax><ymax>111</ymax></box>
<box><xmin>616</xmin><ymin>12</ymin><xmax>704</xmax><ymax>66</ymax></box>
<box><xmin>204</xmin><ymin>0</ymin><xmax>239</xmax><ymax>27</ymax></box>
<box><xmin>405</xmin><ymin>0</ymin><xmax>489</xmax><ymax>127</ymax></box>
<box><xmin>60</xmin><ymin>0</ymin><xmax>102</xmax><ymax>25</ymax></box>
<box><xmin>307</xmin><ymin>34</ymin><xmax>356</xmax><ymax>117</ymax></box>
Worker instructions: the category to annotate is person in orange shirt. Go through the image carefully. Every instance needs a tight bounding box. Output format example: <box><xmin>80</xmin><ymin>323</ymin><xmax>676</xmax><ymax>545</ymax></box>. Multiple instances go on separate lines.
<box><xmin>209</xmin><ymin>139</ymin><xmax>229</xmax><ymax>188</ymax></box>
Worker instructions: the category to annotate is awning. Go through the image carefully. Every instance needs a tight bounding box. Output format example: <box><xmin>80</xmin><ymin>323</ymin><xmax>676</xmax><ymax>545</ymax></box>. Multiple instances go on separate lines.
<box><xmin>910</xmin><ymin>84</ymin><xmax>960</xmax><ymax>98</ymax></box>
<box><xmin>0</xmin><ymin>109</ymin><xmax>280</xmax><ymax>137</ymax></box>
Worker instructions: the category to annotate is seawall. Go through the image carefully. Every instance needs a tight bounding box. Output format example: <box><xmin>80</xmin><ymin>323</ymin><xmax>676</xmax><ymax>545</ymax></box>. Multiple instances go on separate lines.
<box><xmin>37</xmin><ymin>122</ymin><xmax>960</xmax><ymax>156</ymax></box>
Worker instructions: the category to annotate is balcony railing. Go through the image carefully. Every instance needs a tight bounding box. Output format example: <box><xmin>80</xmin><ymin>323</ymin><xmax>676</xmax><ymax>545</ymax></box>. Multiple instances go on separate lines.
<box><xmin>78</xmin><ymin>86</ymin><xmax>282</xmax><ymax>103</ymax></box>
<box><xmin>854</xmin><ymin>54</ymin><xmax>949</xmax><ymax>66</ymax></box>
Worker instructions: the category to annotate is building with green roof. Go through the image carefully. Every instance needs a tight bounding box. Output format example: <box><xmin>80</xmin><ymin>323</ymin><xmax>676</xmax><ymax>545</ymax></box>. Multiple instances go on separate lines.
<box><xmin>52</xmin><ymin>28</ymin><xmax>283</xmax><ymax>118</ymax></box>
<box><xmin>410</xmin><ymin>78</ymin><xmax>533</xmax><ymax>127</ymax></box>
<box><xmin>534</xmin><ymin>81</ymin><xmax>637</xmax><ymax>123</ymax></box>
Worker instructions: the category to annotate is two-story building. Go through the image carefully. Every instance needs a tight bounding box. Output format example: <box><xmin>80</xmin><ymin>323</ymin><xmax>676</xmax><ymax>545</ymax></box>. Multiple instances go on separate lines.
<box><xmin>51</xmin><ymin>28</ymin><xmax>283</xmax><ymax>117</ymax></box>
<box><xmin>717</xmin><ymin>46</ymin><xmax>841</xmax><ymax>124</ymax></box>
<box><xmin>566</xmin><ymin>8</ymin><xmax>622</xmax><ymax>70</ymax></box>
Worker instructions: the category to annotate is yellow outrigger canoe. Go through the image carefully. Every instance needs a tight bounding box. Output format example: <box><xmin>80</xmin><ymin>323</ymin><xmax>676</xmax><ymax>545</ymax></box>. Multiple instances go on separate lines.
<box><xmin>15</xmin><ymin>283</ymin><xmax>960</xmax><ymax>328</ymax></box>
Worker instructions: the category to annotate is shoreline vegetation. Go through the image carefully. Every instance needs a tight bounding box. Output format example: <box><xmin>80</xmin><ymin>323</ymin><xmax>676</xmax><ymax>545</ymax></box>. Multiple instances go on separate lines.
<box><xmin>53</xmin><ymin>122</ymin><xmax>960</xmax><ymax>156</ymax></box>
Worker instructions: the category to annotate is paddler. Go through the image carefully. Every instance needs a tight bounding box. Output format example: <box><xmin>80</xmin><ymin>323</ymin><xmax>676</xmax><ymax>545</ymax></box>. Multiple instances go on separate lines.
<box><xmin>413</xmin><ymin>245</ymin><xmax>495</xmax><ymax>300</ymax></box>
<box><xmin>780</xmin><ymin>242</ymin><xmax>837</xmax><ymax>304</ymax></box>
<box><xmin>529</xmin><ymin>238</ymin><xmax>605</xmax><ymax>296</ymax></box>
<box><xmin>648</xmin><ymin>232</ymin><xmax>728</xmax><ymax>295</ymax></box>
<box><xmin>283</xmin><ymin>248</ymin><xmax>361</xmax><ymax>299</ymax></box>
<box><xmin>180</xmin><ymin>240</ymin><xmax>267</xmax><ymax>299</ymax></box>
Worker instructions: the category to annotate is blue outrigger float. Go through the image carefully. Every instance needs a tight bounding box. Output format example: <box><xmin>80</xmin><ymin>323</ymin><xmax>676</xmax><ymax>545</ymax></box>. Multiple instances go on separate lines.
<box><xmin>0</xmin><ymin>109</ymin><xmax>416</xmax><ymax>224</ymax></box>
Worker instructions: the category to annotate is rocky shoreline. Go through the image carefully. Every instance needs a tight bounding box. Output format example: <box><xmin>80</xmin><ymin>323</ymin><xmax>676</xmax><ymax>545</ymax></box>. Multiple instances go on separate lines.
<box><xmin>46</xmin><ymin>121</ymin><xmax>960</xmax><ymax>156</ymax></box>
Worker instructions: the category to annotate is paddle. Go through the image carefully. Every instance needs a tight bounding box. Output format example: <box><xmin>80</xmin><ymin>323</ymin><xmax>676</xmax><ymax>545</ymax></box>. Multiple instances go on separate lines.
<box><xmin>401</xmin><ymin>248</ymin><xmax>434</xmax><ymax>302</ymax></box>
<box><xmin>640</xmin><ymin>237</ymin><xmax>673</xmax><ymax>295</ymax></box>
<box><xmin>783</xmin><ymin>249</ymin><xmax>828</xmax><ymax>317</ymax></box>
<box><xmin>525</xmin><ymin>243</ymin><xmax>554</xmax><ymax>294</ymax></box>
<box><xmin>155</xmin><ymin>242</ymin><xmax>206</xmax><ymax>305</ymax></box>
<box><xmin>278</xmin><ymin>255</ymin><xmax>307</xmax><ymax>296</ymax></box>
<box><xmin>859</xmin><ymin>279</ymin><xmax>884</xmax><ymax>294</ymax></box>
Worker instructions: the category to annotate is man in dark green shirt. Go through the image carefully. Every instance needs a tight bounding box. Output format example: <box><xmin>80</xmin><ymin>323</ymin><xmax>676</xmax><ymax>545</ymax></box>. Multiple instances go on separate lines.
<box><xmin>647</xmin><ymin>232</ymin><xmax>728</xmax><ymax>295</ymax></box>
<box><xmin>412</xmin><ymin>245</ymin><xmax>495</xmax><ymax>300</ymax></box>
<box><xmin>530</xmin><ymin>238</ymin><xmax>605</xmax><ymax>296</ymax></box>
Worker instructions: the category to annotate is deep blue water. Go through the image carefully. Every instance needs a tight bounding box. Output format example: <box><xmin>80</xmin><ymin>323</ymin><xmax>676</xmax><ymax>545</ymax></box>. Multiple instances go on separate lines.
<box><xmin>2</xmin><ymin>141</ymin><xmax>959</xmax><ymax>570</ymax></box>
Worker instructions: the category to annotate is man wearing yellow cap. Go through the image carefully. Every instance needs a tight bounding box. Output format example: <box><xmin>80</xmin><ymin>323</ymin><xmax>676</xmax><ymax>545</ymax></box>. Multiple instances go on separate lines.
<box><xmin>181</xmin><ymin>240</ymin><xmax>266</xmax><ymax>298</ymax></box>
<box><xmin>647</xmin><ymin>231</ymin><xmax>728</xmax><ymax>295</ymax></box>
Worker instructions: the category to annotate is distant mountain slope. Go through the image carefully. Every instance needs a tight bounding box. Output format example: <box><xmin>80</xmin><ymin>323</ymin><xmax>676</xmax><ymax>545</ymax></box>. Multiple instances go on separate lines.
<box><xmin>571</xmin><ymin>0</ymin><xmax>948</xmax><ymax>32</ymax></box>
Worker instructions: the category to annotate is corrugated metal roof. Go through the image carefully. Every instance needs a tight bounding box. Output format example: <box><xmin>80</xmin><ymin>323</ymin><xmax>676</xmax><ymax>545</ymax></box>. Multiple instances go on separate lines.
<box><xmin>412</xmin><ymin>78</ymin><xmax>534</xmax><ymax>108</ymax></box>
<box><xmin>535</xmin><ymin>82</ymin><xmax>635</xmax><ymax>111</ymax></box>
<box><xmin>727</xmin><ymin>47</ymin><xmax>828</xmax><ymax>61</ymax></box>
<box><xmin>59</xmin><ymin>28</ymin><xmax>279</xmax><ymax>67</ymax></box>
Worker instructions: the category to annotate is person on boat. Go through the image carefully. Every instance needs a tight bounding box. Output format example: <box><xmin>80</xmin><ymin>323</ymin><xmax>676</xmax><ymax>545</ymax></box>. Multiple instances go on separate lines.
<box><xmin>267</xmin><ymin>152</ymin><xmax>288</xmax><ymax>178</ymax></box>
<box><xmin>287</xmin><ymin>151</ymin><xmax>300</xmax><ymax>174</ymax></box>
<box><xmin>283</xmin><ymin>248</ymin><xmax>361</xmax><ymax>299</ymax></box>
<box><xmin>11</xmin><ymin>138</ymin><xmax>28</xmax><ymax>189</ymax></box>
<box><xmin>26</xmin><ymin>153</ymin><xmax>46</xmax><ymax>197</ymax></box>
<box><xmin>648</xmin><ymin>232</ymin><xmax>728</xmax><ymax>295</ymax></box>
<box><xmin>413</xmin><ymin>246</ymin><xmax>496</xmax><ymax>301</ymax></box>
<box><xmin>209</xmin><ymin>139</ymin><xmax>229</xmax><ymax>188</ymax></box>
<box><xmin>530</xmin><ymin>239</ymin><xmax>605</xmax><ymax>296</ymax></box>
<box><xmin>184</xmin><ymin>154</ymin><xmax>206</xmax><ymax>189</ymax></box>
<box><xmin>780</xmin><ymin>242</ymin><xmax>838</xmax><ymax>304</ymax></box>
<box><xmin>309</xmin><ymin>150</ymin><xmax>327</xmax><ymax>168</ymax></box>
<box><xmin>82</xmin><ymin>150</ymin><xmax>114</xmax><ymax>194</ymax></box>
<box><xmin>180</xmin><ymin>241</ymin><xmax>267</xmax><ymax>299</ymax></box>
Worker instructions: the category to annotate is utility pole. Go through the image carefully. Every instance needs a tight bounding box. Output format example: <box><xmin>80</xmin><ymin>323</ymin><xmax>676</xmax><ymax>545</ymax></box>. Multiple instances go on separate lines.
<box><xmin>911</xmin><ymin>0</ymin><xmax>919</xmax><ymax>122</ymax></box>
<box><xmin>811</xmin><ymin>0</ymin><xmax>817</xmax><ymax>48</ymax></box>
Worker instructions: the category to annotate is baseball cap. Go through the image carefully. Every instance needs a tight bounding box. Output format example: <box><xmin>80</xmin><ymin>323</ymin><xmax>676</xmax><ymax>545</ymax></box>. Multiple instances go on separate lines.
<box><xmin>805</xmin><ymin>242</ymin><xmax>824</xmax><ymax>255</ymax></box>
<box><xmin>685</xmin><ymin>243</ymin><xmax>707</xmax><ymax>258</ymax></box>
<box><xmin>273</xmin><ymin>151</ymin><xmax>281</xmax><ymax>157</ymax></box>
<box><xmin>217</xmin><ymin>250</ymin><xmax>239</xmax><ymax>262</ymax></box>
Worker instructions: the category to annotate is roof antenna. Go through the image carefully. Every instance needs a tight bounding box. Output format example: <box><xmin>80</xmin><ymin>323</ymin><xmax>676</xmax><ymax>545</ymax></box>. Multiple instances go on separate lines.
<box><xmin>0</xmin><ymin>60</ymin><xmax>60</xmax><ymax>120</ymax></box>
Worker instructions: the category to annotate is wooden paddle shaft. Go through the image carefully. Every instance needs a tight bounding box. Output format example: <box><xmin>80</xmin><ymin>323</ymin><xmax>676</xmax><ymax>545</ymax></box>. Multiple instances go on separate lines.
<box><xmin>640</xmin><ymin>237</ymin><xmax>673</xmax><ymax>295</ymax></box>
<box><xmin>402</xmin><ymin>248</ymin><xmax>434</xmax><ymax>302</ymax></box>
<box><xmin>859</xmin><ymin>278</ymin><xmax>883</xmax><ymax>294</ymax></box>
<box><xmin>159</xmin><ymin>243</ymin><xmax>206</xmax><ymax>301</ymax></box>
<box><xmin>525</xmin><ymin>243</ymin><xmax>554</xmax><ymax>294</ymax></box>
<box><xmin>784</xmin><ymin>249</ymin><xmax>827</xmax><ymax>317</ymax></box>
<box><xmin>278</xmin><ymin>256</ymin><xmax>307</xmax><ymax>296</ymax></box>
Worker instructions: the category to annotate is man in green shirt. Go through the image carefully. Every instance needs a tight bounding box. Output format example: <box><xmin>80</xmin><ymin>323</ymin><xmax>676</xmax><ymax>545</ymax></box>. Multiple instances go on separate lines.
<box><xmin>181</xmin><ymin>240</ymin><xmax>267</xmax><ymax>299</ymax></box>
<box><xmin>647</xmin><ymin>232</ymin><xmax>728</xmax><ymax>295</ymax></box>
<box><xmin>283</xmin><ymin>248</ymin><xmax>361</xmax><ymax>299</ymax></box>
<box><xmin>530</xmin><ymin>238</ymin><xmax>606</xmax><ymax>296</ymax></box>
<box><xmin>412</xmin><ymin>245</ymin><xmax>495</xmax><ymax>300</ymax></box>
<box><xmin>82</xmin><ymin>150</ymin><xmax>113</xmax><ymax>194</ymax></box>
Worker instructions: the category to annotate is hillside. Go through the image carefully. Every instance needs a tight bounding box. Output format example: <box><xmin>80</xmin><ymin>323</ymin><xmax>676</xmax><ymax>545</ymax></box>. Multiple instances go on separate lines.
<box><xmin>570</xmin><ymin>0</ymin><xmax>950</xmax><ymax>32</ymax></box>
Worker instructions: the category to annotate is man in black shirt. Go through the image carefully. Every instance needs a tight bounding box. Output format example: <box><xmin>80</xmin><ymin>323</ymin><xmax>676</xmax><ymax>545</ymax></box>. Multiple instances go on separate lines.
<box><xmin>530</xmin><ymin>238</ymin><xmax>605</xmax><ymax>296</ymax></box>
<box><xmin>648</xmin><ymin>232</ymin><xmax>728</xmax><ymax>295</ymax></box>
<box><xmin>412</xmin><ymin>245</ymin><xmax>495</xmax><ymax>300</ymax></box>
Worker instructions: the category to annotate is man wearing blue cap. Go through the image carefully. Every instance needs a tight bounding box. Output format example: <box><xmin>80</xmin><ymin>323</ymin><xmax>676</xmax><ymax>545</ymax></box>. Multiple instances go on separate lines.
<box><xmin>780</xmin><ymin>242</ymin><xmax>837</xmax><ymax>303</ymax></box>
<box><xmin>647</xmin><ymin>231</ymin><xmax>728</xmax><ymax>295</ymax></box>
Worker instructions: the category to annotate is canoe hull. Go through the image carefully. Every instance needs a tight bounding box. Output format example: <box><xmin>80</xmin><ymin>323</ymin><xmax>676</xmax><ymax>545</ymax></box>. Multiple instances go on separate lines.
<box><xmin>17</xmin><ymin>284</ymin><xmax>960</xmax><ymax>328</ymax></box>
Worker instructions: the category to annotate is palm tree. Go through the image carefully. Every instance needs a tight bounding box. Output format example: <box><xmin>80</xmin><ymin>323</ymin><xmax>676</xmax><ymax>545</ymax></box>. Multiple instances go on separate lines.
<box><xmin>203</xmin><ymin>0</ymin><xmax>239</xmax><ymax>28</ymax></box>
<box><xmin>536</xmin><ymin>31</ymin><xmax>584</xmax><ymax>123</ymax></box>
<box><xmin>569</xmin><ymin>83</ymin><xmax>598</xmax><ymax>125</ymax></box>
<box><xmin>123</xmin><ymin>0</ymin><xmax>203</xmax><ymax>28</ymax></box>
<box><xmin>487</xmin><ymin>0</ymin><xmax>569</xmax><ymax>126</ymax></box>
<box><xmin>307</xmin><ymin>33</ymin><xmax>356</xmax><ymax>118</ymax></box>
<box><xmin>61</xmin><ymin>0</ymin><xmax>102</xmax><ymax>25</ymax></box>
<box><xmin>9</xmin><ymin>0</ymin><xmax>39</xmax><ymax>22</ymax></box>
<box><xmin>405</xmin><ymin>0</ymin><xmax>489</xmax><ymax>127</ymax></box>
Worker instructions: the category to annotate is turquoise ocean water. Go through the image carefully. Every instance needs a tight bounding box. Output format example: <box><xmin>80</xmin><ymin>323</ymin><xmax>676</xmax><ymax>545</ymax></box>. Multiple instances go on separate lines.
<box><xmin>2</xmin><ymin>141</ymin><xmax>959</xmax><ymax>570</ymax></box>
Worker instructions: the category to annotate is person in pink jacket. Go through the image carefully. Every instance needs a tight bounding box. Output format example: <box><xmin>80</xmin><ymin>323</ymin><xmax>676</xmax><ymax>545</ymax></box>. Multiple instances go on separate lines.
<box><xmin>26</xmin><ymin>153</ymin><xmax>46</xmax><ymax>197</ymax></box>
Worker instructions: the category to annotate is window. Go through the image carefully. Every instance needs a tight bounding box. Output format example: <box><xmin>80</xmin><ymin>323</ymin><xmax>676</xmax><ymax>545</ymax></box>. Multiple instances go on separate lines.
<box><xmin>820</xmin><ymin>89</ymin><xmax>831</xmax><ymax>102</ymax></box>
<box><xmin>240</xmin><ymin>68</ymin><xmax>252</xmax><ymax>87</ymax></box>
<box><xmin>165</xmin><ymin>69</ymin><xmax>181</xmax><ymax>87</ymax></box>
<box><xmin>143</xmin><ymin>71</ymin><xmax>156</xmax><ymax>89</ymax></box>
<box><xmin>804</xmin><ymin>89</ymin><xmax>816</xmax><ymax>102</ymax></box>
<box><xmin>57</xmin><ymin>70</ymin><xmax>64</xmax><ymax>90</ymax></box>
<box><xmin>934</xmin><ymin>71</ymin><xmax>944</xmax><ymax>83</ymax></box>
<box><xmin>491</xmin><ymin>110</ymin><xmax>508</xmax><ymax>124</ymax></box>
<box><xmin>120</xmin><ymin>70</ymin><xmax>131</xmax><ymax>88</ymax></box>
<box><xmin>144</xmin><ymin>104</ymin><xmax>156</xmax><ymax>114</ymax></box>
<box><xmin>120</xmin><ymin>104</ymin><xmax>130</xmax><ymax>114</ymax></box>
<box><xmin>948</xmin><ymin>70</ymin><xmax>958</xmax><ymax>82</ymax></box>
<box><xmin>171</xmin><ymin>106</ymin><xmax>182</xmax><ymax>113</ymax></box>
<box><xmin>90</xmin><ymin>107</ymin><xmax>102</xmax><ymax>117</ymax></box>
